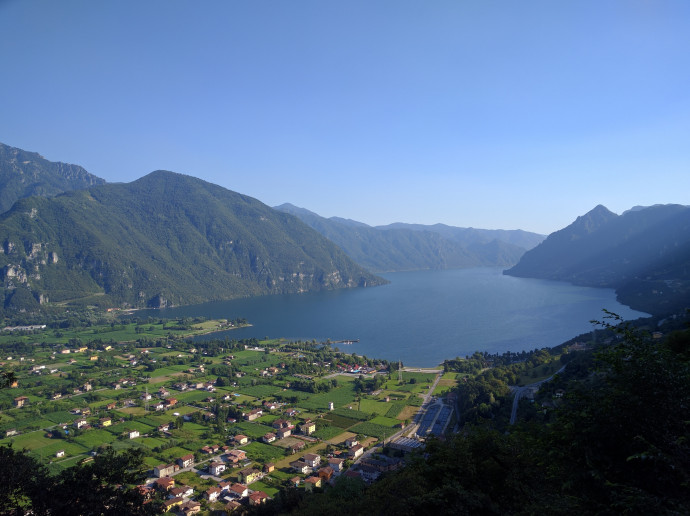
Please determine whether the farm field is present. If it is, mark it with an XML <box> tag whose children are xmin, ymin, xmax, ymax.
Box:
<box><xmin>1</xmin><ymin>319</ymin><xmax>450</xmax><ymax>510</ymax></box>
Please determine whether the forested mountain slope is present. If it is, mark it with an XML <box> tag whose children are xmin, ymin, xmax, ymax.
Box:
<box><xmin>0</xmin><ymin>171</ymin><xmax>384</xmax><ymax>311</ymax></box>
<box><xmin>0</xmin><ymin>142</ymin><xmax>105</xmax><ymax>214</ymax></box>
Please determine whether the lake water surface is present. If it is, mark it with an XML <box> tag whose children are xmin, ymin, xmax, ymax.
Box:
<box><xmin>140</xmin><ymin>268</ymin><xmax>648</xmax><ymax>367</ymax></box>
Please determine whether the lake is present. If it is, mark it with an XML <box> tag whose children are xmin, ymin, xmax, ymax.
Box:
<box><xmin>139</xmin><ymin>268</ymin><xmax>648</xmax><ymax>367</ymax></box>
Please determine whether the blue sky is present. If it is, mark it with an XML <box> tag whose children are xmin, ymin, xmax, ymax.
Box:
<box><xmin>1</xmin><ymin>1</ymin><xmax>689</xmax><ymax>234</ymax></box>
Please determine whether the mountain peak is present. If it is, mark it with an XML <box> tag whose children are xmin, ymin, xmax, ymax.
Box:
<box><xmin>567</xmin><ymin>205</ymin><xmax>618</xmax><ymax>238</ymax></box>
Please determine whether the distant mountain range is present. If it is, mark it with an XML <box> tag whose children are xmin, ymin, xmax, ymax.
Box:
<box><xmin>1</xmin><ymin>141</ymin><xmax>687</xmax><ymax>317</ymax></box>
<box><xmin>274</xmin><ymin>203</ymin><xmax>545</xmax><ymax>272</ymax></box>
<box><xmin>505</xmin><ymin>204</ymin><xmax>690</xmax><ymax>315</ymax></box>
<box><xmin>0</xmin><ymin>169</ymin><xmax>384</xmax><ymax>310</ymax></box>
<box><xmin>0</xmin><ymin>142</ymin><xmax>105</xmax><ymax>214</ymax></box>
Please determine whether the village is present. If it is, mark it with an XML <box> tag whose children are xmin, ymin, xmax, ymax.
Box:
<box><xmin>0</xmin><ymin>318</ymin><xmax>460</xmax><ymax>514</ymax></box>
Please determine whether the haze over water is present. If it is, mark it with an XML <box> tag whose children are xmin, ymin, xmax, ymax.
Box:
<box><xmin>141</xmin><ymin>268</ymin><xmax>648</xmax><ymax>367</ymax></box>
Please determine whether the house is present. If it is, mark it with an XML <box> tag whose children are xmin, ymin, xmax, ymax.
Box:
<box><xmin>137</xmin><ymin>485</ymin><xmax>155</xmax><ymax>500</ymax></box>
<box><xmin>243</xmin><ymin>408</ymin><xmax>262</xmax><ymax>421</ymax></box>
<box><xmin>349</xmin><ymin>444</ymin><xmax>364</xmax><ymax>459</ymax></box>
<box><xmin>328</xmin><ymin>457</ymin><xmax>345</xmax><ymax>472</ymax></box>
<box><xmin>225</xmin><ymin>500</ymin><xmax>243</xmax><ymax>513</ymax></box>
<box><xmin>153</xmin><ymin>401</ymin><xmax>165</xmax><ymax>411</ymax></box>
<box><xmin>229</xmin><ymin>483</ymin><xmax>248</xmax><ymax>498</ymax></box>
<box><xmin>177</xmin><ymin>454</ymin><xmax>195</xmax><ymax>468</ymax></box>
<box><xmin>234</xmin><ymin>434</ymin><xmax>249</xmax><ymax>445</ymax></box>
<box><xmin>154</xmin><ymin>463</ymin><xmax>178</xmax><ymax>478</ymax></box>
<box><xmin>179</xmin><ymin>501</ymin><xmax>201</xmax><ymax>514</ymax></box>
<box><xmin>289</xmin><ymin>441</ymin><xmax>305</xmax><ymax>454</ymax></box>
<box><xmin>56</xmin><ymin>450</ymin><xmax>65</xmax><ymax>458</ymax></box>
<box><xmin>128</xmin><ymin>430</ymin><xmax>140</xmax><ymax>439</ymax></box>
<box><xmin>209</xmin><ymin>461</ymin><xmax>226</xmax><ymax>475</ymax></box>
<box><xmin>284</xmin><ymin>408</ymin><xmax>299</xmax><ymax>417</ymax></box>
<box><xmin>158</xmin><ymin>423</ymin><xmax>170</xmax><ymax>432</ymax></box>
<box><xmin>155</xmin><ymin>476</ymin><xmax>175</xmax><ymax>491</ymax></box>
<box><xmin>100</xmin><ymin>417</ymin><xmax>112</xmax><ymax>427</ymax></box>
<box><xmin>263</xmin><ymin>401</ymin><xmax>279</xmax><ymax>410</ymax></box>
<box><xmin>5</xmin><ymin>429</ymin><xmax>19</xmax><ymax>437</ymax></box>
<box><xmin>272</xmin><ymin>418</ymin><xmax>290</xmax><ymax>429</ymax></box>
<box><xmin>74</xmin><ymin>418</ymin><xmax>88</xmax><ymax>429</ymax></box>
<box><xmin>290</xmin><ymin>460</ymin><xmax>310</xmax><ymax>474</ymax></box>
<box><xmin>170</xmin><ymin>485</ymin><xmax>194</xmax><ymax>498</ymax></box>
<box><xmin>205</xmin><ymin>487</ymin><xmax>222</xmax><ymax>502</ymax></box>
<box><xmin>358</xmin><ymin>464</ymin><xmax>381</xmax><ymax>482</ymax></box>
<box><xmin>303</xmin><ymin>453</ymin><xmax>321</xmax><ymax>468</ymax></box>
<box><xmin>106</xmin><ymin>402</ymin><xmax>117</xmax><ymax>410</ymax></box>
<box><xmin>345</xmin><ymin>437</ymin><xmax>359</xmax><ymax>448</ymax></box>
<box><xmin>304</xmin><ymin>476</ymin><xmax>322</xmax><ymax>490</ymax></box>
<box><xmin>289</xmin><ymin>476</ymin><xmax>301</xmax><ymax>487</ymax></box>
<box><xmin>262</xmin><ymin>432</ymin><xmax>276</xmax><ymax>443</ymax></box>
<box><xmin>248</xmin><ymin>490</ymin><xmax>269</xmax><ymax>505</ymax></box>
<box><xmin>162</xmin><ymin>497</ymin><xmax>184</xmax><ymax>511</ymax></box>
<box><xmin>318</xmin><ymin>466</ymin><xmax>334</xmax><ymax>481</ymax></box>
<box><xmin>276</xmin><ymin>427</ymin><xmax>292</xmax><ymax>439</ymax></box>
<box><xmin>14</xmin><ymin>396</ymin><xmax>28</xmax><ymax>408</ymax></box>
<box><xmin>300</xmin><ymin>421</ymin><xmax>316</xmax><ymax>435</ymax></box>
<box><xmin>165</xmin><ymin>397</ymin><xmax>177</xmax><ymax>407</ymax></box>
<box><xmin>238</xmin><ymin>467</ymin><xmax>262</xmax><ymax>484</ymax></box>
<box><xmin>226</xmin><ymin>449</ymin><xmax>246</xmax><ymax>463</ymax></box>
<box><xmin>263</xmin><ymin>462</ymin><xmax>275</xmax><ymax>474</ymax></box>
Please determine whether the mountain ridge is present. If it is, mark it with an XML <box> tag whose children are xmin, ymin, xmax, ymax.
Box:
<box><xmin>274</xmin><ymin>203</ymin><xmax>545</xmax><ymax>272</ymax></box>
<box><xmin>0</xmin><ymin>142</ymin><xmax>106</xmax><ymax>214</ymax></box>
<box><xmin>0</xmin><ymin>171</ymin><xmax>385</xmax><ymax>311</ymax></box>
<box><xmin>505</xmin><ymin>203</ymin><xmax>690</xmax><ymax>314</ymax></box>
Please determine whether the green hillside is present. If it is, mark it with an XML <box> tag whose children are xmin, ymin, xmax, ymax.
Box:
<box><xmin>0</xmin><ymin>142</ymin><xmax>106</xmax><ymax>214</ymax></box>
<box><xmin>0</xmin><ymin>171</ymin><xmax>385</xmax><ymax>311</ymax></box>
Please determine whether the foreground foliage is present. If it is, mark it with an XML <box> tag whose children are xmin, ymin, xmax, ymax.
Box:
<box><xmin>0</xmin><ymin>446</ymin><xmax>162</xmax><ymax>515</ymax></box>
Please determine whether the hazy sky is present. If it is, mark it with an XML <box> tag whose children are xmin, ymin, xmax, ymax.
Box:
<box><xmin>1</xmin><ymin>1</ymin><xmax>689</xmax><ymax>234</ymax></box>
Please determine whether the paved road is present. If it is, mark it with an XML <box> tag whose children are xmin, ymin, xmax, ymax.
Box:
<box><xmin>509</xmin><ymin>365</ymin><xmax>565</xmax><ymax>425</ymax></box>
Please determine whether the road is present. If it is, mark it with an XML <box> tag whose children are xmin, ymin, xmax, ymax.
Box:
<box><xmin>509</xmin><ymin>365</ymin><xmax>565</xmax><ymax>425</ymax></box>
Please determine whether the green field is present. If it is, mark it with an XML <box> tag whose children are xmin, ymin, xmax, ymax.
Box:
<box><xmin>358</xmin><ymin>398</ymin><xmax>393</xmax><ymax>416</ymax></box>
<box><xmin>236</xmin><ymin>384</ymin><xmax>283</xmax><ymax>397</ymax></box>
<box><xmin>241</xmin><ymin>441</ymin><xmax>286</xmax><ymax>462</ymax></box>
<box><xmin>297</xmin><ymin>383</ymin><xmax>357</xmax><ymax>411</ymax></box>
<box><xmin>232</xmin><ymin>421</ymin><xmax>274</xmax><ymax>439</ymax></box>
<box><xmin>350</xmin><ymin>421</ymin><xmax>396</xmax><ymax>439</ymax></box>
<box><xmin>313</xmin><ymin>425</ymin><xmax>345</xmax><ymax>441</ymax></box>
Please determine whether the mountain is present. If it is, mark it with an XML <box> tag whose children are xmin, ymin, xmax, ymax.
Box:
<box><xmin>0</xmin><ymin>171</ymin><xmax>385</xmax><ymax>310</ymax></box>
<box><xmin>0</xmin><ymin>142</ymin><xmax>106</xmax><ymax>214</ymax></box>
<box><xmin>274</xmin><ymin>203</ymin><xmax>544</xmax><ymax>273</ymax></box>
<box><xmin>505</xmin><ymin>204</ymin><xmax>690</xmax><ymax>314</ymax></box>
<box><xmin>377</xmin><ymin>222</ymin><xmax>545</xmax><ymax>250</ymax></box>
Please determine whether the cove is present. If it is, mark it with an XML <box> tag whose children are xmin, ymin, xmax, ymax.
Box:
<box><xmin>138</xmin><ymin>268</ymin><xmax>648</xmax><ymax>367</ymax></box>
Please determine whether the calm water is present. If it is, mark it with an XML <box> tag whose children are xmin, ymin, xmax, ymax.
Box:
<box><xmin>139</xmin><ymin>268</ymin><xmax>648</xmax><ymax>367</ymax></box>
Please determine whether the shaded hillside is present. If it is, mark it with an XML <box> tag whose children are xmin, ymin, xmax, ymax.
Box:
<box><xmin>505</xmin><ymin>204</ymin><xmax>690</xmax><ymax>314</ymax></box>
<box><xmin>0</xmin><ymin>142</ymin><xmax>105</xmax><ymax>214</ymax></box>
<box><xmin>274</xmin><ymin>204</ymin><xmax>539</xmax><ymax>272</ymax></box>
<box><xmin>0</xmin><ymin>171</ymin><xmax>385</xmax><ymax>310</ymax></box>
